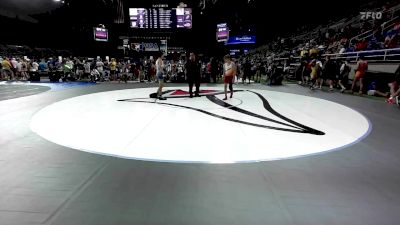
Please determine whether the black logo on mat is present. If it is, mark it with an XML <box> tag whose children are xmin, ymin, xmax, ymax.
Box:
<box><xmin>118</xmin><ymin>89</ymin><xmax>325</xmax><ymax>135</ymax></box>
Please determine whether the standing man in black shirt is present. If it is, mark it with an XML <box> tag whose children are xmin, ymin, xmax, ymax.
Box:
<box><xmin>186</xmin><ymin>52</ymin><xmax>201</xmax><ymax>98</ymax></box>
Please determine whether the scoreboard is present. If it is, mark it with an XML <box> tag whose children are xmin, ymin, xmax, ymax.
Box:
<box><xmin>93</xmin><ymin>27</ymin><xmax>108</xmax><ymax>42</ymax></box>
<box><xmin>176</xmin><ymin>8</ymin><xmax>192</xmax><ymax>28</ymax></box>
<box><xmin>217</xmin><ymin>23</ymin><xmax>229</xmax><ymax>42</ymax></box>
<box><xmin>129</xmin><ymin>8</ymin><xmax>192</xmax><ymax>29</ymax></box>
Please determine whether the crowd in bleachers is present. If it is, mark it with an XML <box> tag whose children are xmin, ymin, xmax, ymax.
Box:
<box><xmin>0</xmin><ymin>56</ymin><xmax>153</xmax><ymax>83</ymax></box>
<box><xmin>1</xmin><ymin>2</ymin><xmax>400</xmax><ymax>106</ymax></box>
<box><xmin>0</xmin><ymin>55</ymin><xmax>225</xmax><ymax>84</ymax></box>
<box><xmin>248</xmin><ymin>1</ymin><xmax>400</xmax><ymax>60</ymax></box>
<box><xmin>236</xmin><ymin>1</ymin><xmax>400</xmax><ymax>106</ymax></box>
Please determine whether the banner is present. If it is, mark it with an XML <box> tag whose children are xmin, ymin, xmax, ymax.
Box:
<box><xmin>94</xmin><ymin>28</ymin><xmax>108</xmax><ymax>42</ymax></box>
<box><xmin>225</xmin><ymin>36</ymin><xmax>256</xmax><ymax>45</ymax></box>
<box><xmin>160</xmin><ymin>40</ymin><xmax>168</xmax><ymax>55</ymax></box>
<box><xmin>217</xmin><ymin>23</ymin><xmax>229</xmax><ymax>43</ymax></box>
<box><xmin>131</xmin><ymin>42</ymin><xmax>160</xmax><ymax>52</ymax></box>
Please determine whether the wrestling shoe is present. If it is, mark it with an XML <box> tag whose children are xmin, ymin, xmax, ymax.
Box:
<box><xmin>386</xmin><ymin>97</ymin><xmax>395</xmax><ymax>104</ymax></box>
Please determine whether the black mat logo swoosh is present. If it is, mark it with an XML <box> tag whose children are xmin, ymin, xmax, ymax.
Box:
<box><xmin>118</xmin><ymin>90</ymin><xmax>325</xmax><ymax>135</ymax></box>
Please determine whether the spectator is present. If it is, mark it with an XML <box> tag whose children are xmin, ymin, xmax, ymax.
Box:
<box><xmin>384</xmin><ymin>28</ymin><xmax>399</xmax><ymax>48</ymax></box>
<box><xmin>366</xmin><ymin>81</ymin><xmax>391</xmax><ymax>98</ymax></box>
<box><xmin>338</xmin><ymin>60</ymin><xmax>351</xmax><ymax>93</ymax></box>
<box><xmin>11</xmin><ymin>58</ymin><xmax>18</xmax><ymax>76</ymax></box>
<box><xmin>234</xmin><ymin>59</ymin><xmax>240</xmax><ymax>85</ymax></box>
<box><xmin>75</xmin><ymin>58</ymin><xmax>84</xmax><ymax>80</ymax></box>
<box><xmin>47</xmin><ymin>58</ymin><xmax>55</xmax><ymax>73</ymax></box>
<box><xmin>387</xmin><ymin>64</ymin><xmax>400</xmax><ymax>105</ymax></box>
<box><xmin>309</xmin><ymin>46</ymin><xmax>319</xmax><ymax>59</ymax></box>
<box><xmin>103</xmin><ymin>59</ymin><xmax>110</xmax><ymax>80</ymax></box>
<box><xmin>38</xmin><ymin>59</ymin><xmax>48</xmax><ymax>73</ymax></box>
<box><xmin>110</xmin><ymin>58</ymin><xmax>117</xmax><ymax>81</ymax></box>
<box><xmin>1</xmin><ymin>57</ymin><xmax>14</xmax><ymax>80</ymax></box>
<box><xmin>351</xmin><ymin>56</ymin><xmax>368</xmax><ymax>95</ymax></box>
<box><xmin>309</xmin><ymin>59</ymin><xmax>320</xmax><ymax>90</ymax></box>
<box><xmin>55</xmin><ymin>59</ymin><xmax>64</xmax><ymax>81</ymax></box>
<box><xmin>96</xmin><ymin>59</ymin><xmax>105</xmax><ymax>81</ymax></box>
<box><xmin>90</xmin><ymin>67</ymin><xmax>100</xmax><ymax>83</ymax></box>
<box><xmin>368</xmin><ymin>35</ymin><xmax>383</xmax><ymax>50</ymax></box>
<box><xmin>254</xmin><ymin>62</ymin><xmax>262</xmax><ymax>83</ymax></box>
<box><xmin>0</xmin><ymin>57</ymin><xmax>2</xmax><ymax>79</ymax></box>
<box><xmin>268</xmin><ymin>62</ymin><xmax>284</xmax><ymax>86</ymax></box>
<box><xmin>320</xmin><ymin>56</ymin><xmax>337</xmax><ymax>91</ymax></box>
<box><xmin>339</xmin><ymin>46</ymin><xmax>346</xmax><ymax>54</ymax></box>
<box><xmin>296</xmin><ymin>59</ymin><xmax>307</xmax><ymax>85</ymax></box>
<box><xmin>20</xmin><ymin>59</ymin><xmax>28</xmax><ymax>80</ymax></box>
<box><xmin>120</xmin><ymin>61</ymin><xmax>130</xmax><ymax>83</ymax></box>
<box><xmin>355</xmin><ymin>39</ymin><xmax>369</xmax><ymax>51</ymax></box>
<box><xmin>83</xmin><ymin>60</ymin><xmax>91</xmax><ymax>80</ymax></box>
<box><xmin>63</xmin><ymin>59</ymin><xmax>74</xmax><ymax>81</ymax></box>
<box><xmin>134</xmin><ymin>63</ymin><xmax>141</xmax><ymax>82</ymax></box>
<box><xmin>16</xmin><ymin>59</ymin><xmax>23</xmax><ymax>80</ymax></box>
<box><xmin>31</xmin><ymin>60</ymin><xmax>39</xmax><ymax>71</ymax></box>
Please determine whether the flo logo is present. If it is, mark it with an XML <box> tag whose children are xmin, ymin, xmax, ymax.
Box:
<box><xmin>360</xmin><ymin>11</ymin><xmax>382</xmax><ymax>20</ymax></box>
<box><xmin>118</xmin><ymin>89</ymin><xmax>325</xmax><ymax>135</ymax></box>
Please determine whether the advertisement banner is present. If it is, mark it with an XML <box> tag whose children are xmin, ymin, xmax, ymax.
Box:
<box><xmin>94</xmin><ymin>28</ymin><xmax>108</xmax><ymax>42</ymax></box>
<box><xmin>131</xmin><ymin>42</ymin><xmax>160</xmax><ymax>52</ymax></box>
<box><xmin>225</xmin><ymin>36</ymin><xmax>256</xmax><ymax>45</ymax></box>
<box><xmin>217</xmin><ymin>23</ymin><xmax>229</xmax><ymax>43</ymax></box>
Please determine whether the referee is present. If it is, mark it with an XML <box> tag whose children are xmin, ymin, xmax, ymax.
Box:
<box><xmin>186</xmin><ymin>52</ymin><xmax>201</xmax><ymax>98</ymax></box>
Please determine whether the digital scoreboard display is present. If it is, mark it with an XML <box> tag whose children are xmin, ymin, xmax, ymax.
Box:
<box><xmin>176</xmin><ymin>8</ymin><xmax>192</xmax><ymax>29</ymax></box>
<box><xmin>93</xmin><ymin>27</ymin><xmax>108</xmax><ymax>42</ymax></box>
<box><xmin>129</xmin><ymin>8</ymin><xmax>192</xmax><ymax>29</ymax></box>
<box><xmin>217</xmin><ymin>23</ymin><xmax>229</xmax><ymax>42</ymax></box>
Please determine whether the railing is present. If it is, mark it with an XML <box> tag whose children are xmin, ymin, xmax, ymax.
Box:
<box><xmin>347</xmin><ymin>3</ymin><xmax>400</xmax><ymax>43</ymax></box>
<box><xmin>249</xmin><ymin>3</ymin><xmax>400</xmax><ymax>56</ymax></box>
<box><xmin>271</xmin><ymin>47</ymin><xmax>400</xmax><ymax>63</ymax></box>
<box><xmin>386</xmin><ymin>3</ymin><xmax>400</xmax><ymax>20</ymax></box>
<box><xmin>294</xmin><ymin>3</ymin><xmax>400</xmax><ymax>45</ymax></box>
<box><xmin>325</xmin><ymin>48</ymin><xmax>400</xmax><ymax>62</ymax></box>
<box><xmin>383</xmin><ymin>16</ymin><xmax>400</xmax><ymax>33</ymax></box>
<box><xmin>345</xmin><ymin>3</ymin><xmax>400</xmax><ymax>33</ymax></box>
<box><xmin>349</xmin><ymin>15</ymin><xmax>399</xmax><ymax>44</ymax></box>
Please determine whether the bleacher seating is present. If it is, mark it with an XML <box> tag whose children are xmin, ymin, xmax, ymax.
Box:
<box><xmin>247</xmin><ymin>1</ymin><xmax>400</xmax><ymax>63</ymax></box>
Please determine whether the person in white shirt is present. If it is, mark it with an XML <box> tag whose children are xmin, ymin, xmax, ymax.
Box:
<box><xmin>96</xmin><ymin>60</ymin><xmax>104</xmax><ymax>80</ymax></box>
<box><xmin>315</xmin><ymin>59</ymin><xmax>323</xmax><ymax>89</ymax></box>
<box><xmin>16</xmin><ymin>59</ymin><xmax>23</xmax><ymax>80</ymax></box>
<box><xmin>90</xmin><ymin>68</ymin><xmax>100</xmax><ymax>83</ymax></box>
<box><xmin>11</xmin><ymin>58</ymin><xmax>18</xmax><ymax>70</ymax></box>
<box><xmin>84</xmin><ymin>61</ymin><xmax>91</xmax><ymax>79</ymax></box>
<box><xmin>29</xmin><ymin>60</ymin><xmax>39</xmax><ymax>81</ymax></box>
<box><xmin>20</xmin><ymin>60</ymin><xmax>28</xmax><ymax>80</ymax></box>
<box><xmin>338</xmin><ymin>60</ymin><xmax>351</xmax><ymax>93</ymax></box>
<box><xmin>31</xmin><ymin>61</ymin><xmax>39</xmax><ymax>72</ymax></box>
<box><xmin>339</xmin><ymin>46</ymin><xmax>346</xmax><ymax>54</ymax></box>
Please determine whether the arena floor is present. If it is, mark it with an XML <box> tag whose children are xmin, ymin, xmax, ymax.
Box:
<box><xmin>1</xmin><ymin>81</ymin><xmax>400</xmax><ymax>225</ymax></box>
